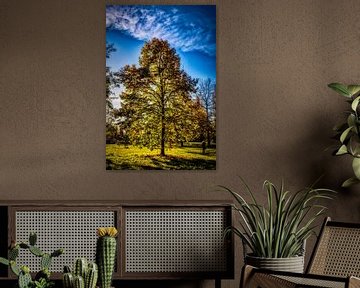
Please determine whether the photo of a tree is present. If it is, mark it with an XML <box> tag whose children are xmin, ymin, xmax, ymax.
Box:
<box><xmin>106</xmin><ymin>5</ymin><xmax>216</xmax><ymax>170</ymax></box>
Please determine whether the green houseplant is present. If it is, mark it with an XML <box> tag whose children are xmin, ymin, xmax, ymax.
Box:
<box><xmin>328</xmin><ymin>82</ymin><xmax>360</xmax><ymax>187</ymax></box>
<box><xmin>222</xmin><ymin>179</ymin><xmax>334</xmax><ymax>272</ymax></box>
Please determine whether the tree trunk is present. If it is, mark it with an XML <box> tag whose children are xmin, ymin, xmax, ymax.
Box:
<box><xmin>160</xmin><ymin>104</ymin><xmax>165</xmax><ymax>156</ymax></box>
<box><xmin>206</xmin><ymin>108</ymin><xmax>211</xmax><ymax>147</ymax></box>
<box><xmin>207</xmin><ymin>129</ymin><xmax>211</xmax><ymax>147</ymax></box>
<box><xmin>160</xmin><ymin>125</ymin><xmax>165</xmax><ymax>156</ymax></box>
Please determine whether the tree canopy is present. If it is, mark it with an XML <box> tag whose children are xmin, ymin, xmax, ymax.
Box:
<box><xmin>106</xmin><ymin>38</ymin><xmax>216</xmax><ymax>156</ymax></box>
<box><xmin>118</xmin><ymin>38</ymin><xmax>198</xmax><ymax>156</ymax></box>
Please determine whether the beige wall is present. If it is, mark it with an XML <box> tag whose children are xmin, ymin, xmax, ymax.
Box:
<box><xmin>1</xmin><ymin>0</ymin><xmax>360</xmax><ymax>287</ymax></box>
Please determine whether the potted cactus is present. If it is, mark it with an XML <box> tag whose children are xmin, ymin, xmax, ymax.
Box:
<box><xmin>96</xmin><ymin>227</ymin><xmax>118</xmax><ymax>288</ymax></box>
<box><xmin>0</xmin><ymin>232</ymin><xmax>64</xmax><ymax>288</ymax></box>
<box><xmin>62</xmin><ymin>258</ymin><xmax>98</xmax><ymax>288</ymax></box>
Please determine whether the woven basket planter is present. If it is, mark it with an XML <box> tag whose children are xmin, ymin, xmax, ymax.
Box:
<box><xmin>245</xmin><ymin>254</ymin><xmax>305</xmax><ymax>273</ymax></box>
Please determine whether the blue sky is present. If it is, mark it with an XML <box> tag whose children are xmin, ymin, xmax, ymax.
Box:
<box><xmin>106</xmin><ymin>5</ymin><xmax>216</xmax><ymax>107</ymax></box>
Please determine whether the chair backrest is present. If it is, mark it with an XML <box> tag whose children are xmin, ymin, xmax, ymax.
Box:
<box><xmin>307</xmin><ymin>217</ymin><xmax>360</xmax><ymax>277</ymax></box>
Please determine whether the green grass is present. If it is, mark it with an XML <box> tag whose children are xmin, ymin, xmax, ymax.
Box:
<box><xmin>106</xmin><ymin>143</ymin><xmax>216</xmax><ymax>170</ymax></box>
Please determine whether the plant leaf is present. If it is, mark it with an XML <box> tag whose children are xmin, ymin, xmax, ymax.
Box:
<box><xmin>352</xmin><ymin>157</ymin><xmax>360</xmax><ymax>179</ymax></box>
<box><xmin>328</xmin><ymin>83</ymin><xmax>350</xmax><ymax>97</ymax></box>
<box><xmin>347</xmin><ymin>85</ymin><xmax>360</xmax><ymax>97</ymax></box>
<box><xmin>352</xmin><ymin>96</ymin><xmax>360</xmax><ymax>111</ymax></box>
<box><xmin>347</xmin><ymin>114</ymin><xmax>356</xmax><ymax>129</ymax></box>
<box><xmin>336</xmin><ymin>145</ymin><xmax>348</xmax><ymax>155</ymax></box>
<box><xmin>0</xmin><ymin>257</ymin><xmax>9</xmax><ymax>266</ymax></box>
<box><xmin>342</xmin><ymin>177</ymin><xmax>360</xmax><ymax>188</ymax></box>
<box><xmin>340</xmin><ymin>126</ymin><xmax>353</xmax><ymax>143</ymax></box>
<box><xmin>349</xmin><ymin>135</ymin><xmax>360</xmax><ymax>157</ymax></box>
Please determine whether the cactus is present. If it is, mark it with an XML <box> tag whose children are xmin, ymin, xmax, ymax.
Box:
<box><xmin>19</xmin><ymin>243</ymin><xmax>30</xmax><ymax>249</ymax></box>
<box><xmin>74</xmin><ymin>258</ymin><xmax>88</xmax><ymax>279</ymax></box>
<box><xmin>74</xmin><ymin>275</ymin><xmax>85</xmax><ymax>288</ymax></box>
<box><xmin>96</xmin><ymin>227</ymin><xmax>118</xmax><ymax>288</ymax></box>
<box><xmin>0</xmin><ymin>232</ymin><xmax>63</xmax><ymax>288</ymax></box>
<box><xmin>85</xmin><ymin>263</ymin><xmax>98</xmax><ymax>288</ymax></box>
<box><xmin>63</xmin><ymin>272</ymin><xmax>74</xmax><ymax>288</ymax></box>
<box><xmin>35</xmin><ymin>268</ymin><xmax>50</xmax><ymax>282</ymax></box>
<box><xmin>29</xmin><ymin>232</ymin><xmax>37</xmax><ymax>246</ymax></box>
<box><xmin>0</xmin><ymin>257</ymin><xmax>9</xmax><ymax>266</ymax></box>
<box><xmin>41</xmin><ymin>253</ymin><xmax>52</xmax><ymax>270</ymax></box>
<box><xmin>9</xmin><ymin>246</ymin><xmax>19</xmax><ymax>260</ymax></box>
<box><xmin>63</xmin><ymin>260</ymin><xmax>98</xmax><ymax>288</ymax></box>
<box><xmin>64</xmin><ymin>265</ymin><xmax>72</xmax><ymax>273</ymax></box>
<box><xmin>10</xmin><ymin>260</ymin><xmax>20</xmax><ymax>276</ymax></box>
<box><xmin>29</xmin><ymin>245</ymin><xmax>44</xmax><ymax>257</ymax></box>
<box><xmin>51</xmin><ymin>248</ymin><xmax>64</xmax><ymax>257</ymax></box>
<box><xmin>18</xmin><ymin>270</ymin><xmax>32</xmax><ymax>288</ymax></box>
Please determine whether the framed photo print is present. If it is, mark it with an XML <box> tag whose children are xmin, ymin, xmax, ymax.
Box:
<box><xmin>106</xmin><ymin>5</ymin><xmax>216</xmax><ymax>170</ymax></box>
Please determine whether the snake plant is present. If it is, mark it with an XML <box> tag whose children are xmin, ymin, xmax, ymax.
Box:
<box><xmin>221</xmin><ymin>179</ymin><xmax>335</xmax><ymax>258</ymax></box>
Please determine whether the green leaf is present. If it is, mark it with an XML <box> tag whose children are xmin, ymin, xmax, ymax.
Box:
<box><xmin>347</xmin><ymin>114</ymin><xmax>356</xmax><ymax>128</ymax></box>
<box><xmin>351</xmin><ymin>96</ymin><xmax>360</xmax><ymax>111</ymax></box>
<box><xmin>349</xmin><ymin>135</ymin><xmax>360</xmax><ymax>156</ymax></box>
<box><xmin>347</xmin><ymin>85</ymin><xmax>360</xmax><ymax>97</ymax></box>
<box><xmin>336</xmin><ymin>145</ymin><xmax>348</xmax><ymax>155</ymax></box>
<box><xmin>0</xmin><ymin>257</ymin><xmax>9</xmax><ymax>266</ymax></box>
<box><xmin>328</xmin><ymin>83</ymin><xmax>351</xmax><ymax>97</ymax></box>
<box><xmin>340</xmin><ymin>126</ymin><xmax>353</xmax><ymax>143</ymax></box>
<box><xmin>342</xmin><ymin>177</ymin><xmax>360</xmax><ymax>188</ymax></box>
<box><xmin>352</xmin><ymin>157</ymin><xmax>360</xmax><ymax>179</ymax></box>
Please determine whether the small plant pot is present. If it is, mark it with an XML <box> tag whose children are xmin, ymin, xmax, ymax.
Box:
<box><xmin>245</xmin><ymin>254</ymin><xmax>305</xmax><ymax>273</ymax></box>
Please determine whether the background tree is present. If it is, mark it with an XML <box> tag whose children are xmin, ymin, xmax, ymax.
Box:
<box><xmin>197</xmin><ymin>78</ymin><xmax>216</xmax><ymax>146</ymax></box>
<box><xmin>106</xmin><ymin>42</ymin><xmax>122</xmax><ymax>144</ymax></box>
<box><xmin>119</xmin><ymin>38</ymin><xmax>197</xmax><ymax>156</ymax></box>
<box><xmin>106</xmin><ymin>42</ymin><xmax>118</xmax><ymax>109</ymax></box>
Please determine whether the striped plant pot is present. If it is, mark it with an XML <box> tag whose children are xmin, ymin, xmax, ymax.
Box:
<box><xmin>245</xmin><ymin>254</ymin><xmax>305</xmax><ymax>273</ymax></box>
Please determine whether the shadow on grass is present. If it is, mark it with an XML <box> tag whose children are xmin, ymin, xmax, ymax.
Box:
<box><xmin>186</xmin><ymin>151</ymin><xmax>216</xmax><ymax>157</ymax></box>
<box><xmin>106</xmin><ymin>158</ymin><xmax>160</xmax><ymax>170</ymax></box>
<box><xmin>106</xmin><ymin>156</ymin><xmax>216</xmax><ymax>170</ymax></box>
<box><xmin>148</xmin><ymin>155</ymin><xmax>216</xmax><ymax>170</ymax></box>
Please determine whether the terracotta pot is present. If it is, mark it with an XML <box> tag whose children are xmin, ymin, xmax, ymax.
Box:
<box><xmin>245</xmin><ymin>254</ymin><xmax>304</xmax><ymax>273</ymax></box>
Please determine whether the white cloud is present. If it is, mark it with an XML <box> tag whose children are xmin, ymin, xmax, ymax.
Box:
<box><xmin>106</xmin><ymin>5</ymin><xmax>216</xmax><ymax>56</ymax></box>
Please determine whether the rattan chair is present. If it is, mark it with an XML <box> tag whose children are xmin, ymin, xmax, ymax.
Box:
<box><xmin>241</xmin><ymin>217</ymin><xmax>360</xmax><ymax>288</ymax></box>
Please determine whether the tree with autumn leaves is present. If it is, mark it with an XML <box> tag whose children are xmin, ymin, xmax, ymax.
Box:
<box><xmin>107</xmin><ymin>38</ymin><xmax>215</xmax><ymax>156</ymax></box>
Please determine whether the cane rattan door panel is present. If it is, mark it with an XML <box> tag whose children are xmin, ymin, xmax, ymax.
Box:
<box><xmin>13</xmin><ymin>209</ymin><xmax>116</xmax><ymax>273</ymax></box>
<box><xmin>122</xmin><ymin>207</ymin><xmax>232</xmax><ymax>278</ymax></box>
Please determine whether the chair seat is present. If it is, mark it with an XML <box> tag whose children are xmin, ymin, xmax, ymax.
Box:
<box><xmin>243</xmin><ymin>266</ymin><xmax>360</xmax><ymax>288</ymax></box>
<box><xmin>277</xmin><ymin>274</ymin><xmax>346</xmax><ymax>288</ymax></box>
